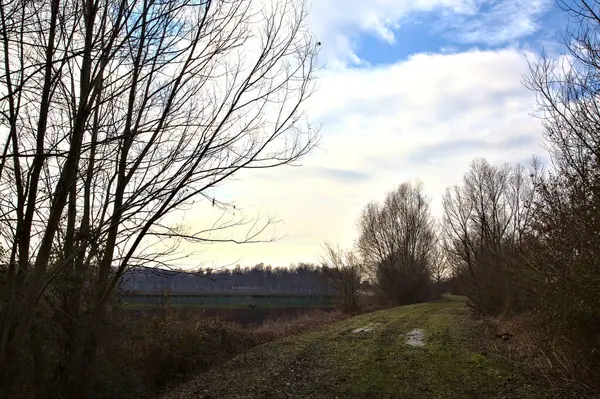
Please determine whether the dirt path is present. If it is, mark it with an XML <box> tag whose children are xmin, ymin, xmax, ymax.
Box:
<box><xmin>164</xmin><ymin>297</ymin><xmax>583</xmax><ymax>399</ymax></box>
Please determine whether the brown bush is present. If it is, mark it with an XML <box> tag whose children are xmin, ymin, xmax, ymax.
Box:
<box><xmin>253</xmin><ymin>309</ymin><xmax>347</xmax><ymax>340</ymax></box>
<box><xmin>522</xmin><ymin>188</ymin><xmax>600</xmax><ymax>389</ymax></box>
<box><xmin>320</xmin><ymin>242</ymin><xmax>363</xmax><ymax>313</ymax></box>
<box><xmin>478</xmin><ymin>313</ymin><xmax>596</xmax><ymax>395</ymax></box>
<box><xmin>356</xmin><ymin>293</ymin><xmax>387</xmax><ymax>312</ymax></box>
<box><xmin>92</xmin><ymin>309</ymin><xmax>259</xmax><ymax>399</ymax></box>
<box><xmin>522</xmin><ymin>1</ymin><xmax>600</xmax><ymax>385</ymax></box>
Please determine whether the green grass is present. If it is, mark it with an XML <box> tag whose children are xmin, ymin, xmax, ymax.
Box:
<box><xmin>164</xmin><ymin>296</ymin><xmax>577</xmax><ymax>399</ymax></box>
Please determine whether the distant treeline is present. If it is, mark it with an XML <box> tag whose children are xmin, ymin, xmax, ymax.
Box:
<box><xmin>119</xmin><ymin>263</ymin><xmax>335</xmax><ymax>295</ymax></box>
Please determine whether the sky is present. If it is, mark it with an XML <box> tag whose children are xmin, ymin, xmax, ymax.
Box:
<box><xmin>178</xmin><ymin>0</ymin><xmax>571</xmax><ymax>269</ymax></box>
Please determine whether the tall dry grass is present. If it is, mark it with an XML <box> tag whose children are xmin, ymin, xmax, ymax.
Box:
<box><xmin>92</xmin><ymin>306</ymin><xmax>347</xmax><ymax>399</ymax></box>
<box><xmin>478</xmin><ymin>313</ymin><xmax>596</xmax><ymax>396</ymax></box>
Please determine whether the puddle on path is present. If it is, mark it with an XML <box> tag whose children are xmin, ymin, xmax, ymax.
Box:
<box><xmin>405</xmin><ymin>329</ymin><xmax>425</xmax><ymax>347</ymax></box>
<box><xmin>352</xmin><ymin>323</ymin><xmax>380</xmax><ymax>333</ymax></box>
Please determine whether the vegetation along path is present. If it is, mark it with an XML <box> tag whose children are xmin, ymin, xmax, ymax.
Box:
<box><xmin>165</xmin><ymin>297</ymin><xmax>583</xmax><ymax>399</ymax></box>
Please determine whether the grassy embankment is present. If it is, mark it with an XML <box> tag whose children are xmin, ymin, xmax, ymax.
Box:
<box><xmin>166</xmin><ymin>296</ymin><xmax>590</xmax><ymax>399</ymax></box>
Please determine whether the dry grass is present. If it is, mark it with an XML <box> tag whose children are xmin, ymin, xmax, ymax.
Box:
<box><xmin>479</xmin><ymin>313</ymin><xmax>543</xmax><ymax>363</ymax></box>
<box><xmin>92</xmin><ymin>307</ymin><xmax>348</xmax><ymax>399</ymax></box>
<box><xmin>477</xmin><ymin>313</ymin><xmax>595</xmax><ymax>395</ymax></box>
<box><xmin>356</xmin><ymin>292</ymin><xmax>388</xmax><ymax>312</ymax></box>
<box><xmin>253</xmin><ymin>309</ymin><xmax>347</xmax><ymax>340</ymax></box>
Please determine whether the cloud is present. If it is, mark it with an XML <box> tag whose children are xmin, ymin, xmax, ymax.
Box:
<box><xmin>308</xmin><ymin>0</ymin><xmax>551</xmax><ymax>66</ymax></box>
<box><xmin>313</xmin><ymin>167</ymin><xmax>370</xmax><ymax>183</ymax></box>
<box><xmin>308</xmin><ymin>0</ymin><xmax>474</xmax><ymax>66</ymax></box>
<box><xmin>180</xmin><ymin>47</ymin><xmax>546</xmax><ymax>267</ymax></box>
<box><xmin>444</xmin><ymin>0</ymin><xmax>552</xmax><ymax>45</ymax></box>
<box><xmin>404</xmin><ymin>134</ymin><xmax>538</xmax><ymax>165</ymax></box>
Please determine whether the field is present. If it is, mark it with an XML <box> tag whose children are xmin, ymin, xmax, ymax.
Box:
<box><xmin>164</xmin><ymin>296</ymin><xmax>592</xmax><ymax>399</ymax></box>
<box><xmin>124</xmin><ymin>305</ymin><xmax>335</xmax><ymax>326</ymax></box>
<box><xmin>121</xmin><ymin>291</ymin><xmax>342</xmax><ymax>326</ymax></box>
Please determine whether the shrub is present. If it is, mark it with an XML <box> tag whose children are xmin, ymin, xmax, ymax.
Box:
<box><xmin>253</xmin><ymin>309</ymin><xmax>346</xmax><ymax>339</ymax></box>
<box><xmin>93</xmin><ymin>309</ymin><xmax>259</xmax><ymax>398</ymax></box>
<box><xmin>90</xmin><ymin>305</ymin><xmax>347</xmax><ymax>399</ymax></box>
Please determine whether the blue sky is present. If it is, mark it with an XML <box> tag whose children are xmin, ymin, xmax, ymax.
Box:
<box><xmin>355</xmin><ymin>2</ymin><xmax>568</xmax><ymax>67</ymax></box>
<box><xmin>181</xmin><ymin>0</ymin><xmax>573</xmax><ymax>269</ymax></box>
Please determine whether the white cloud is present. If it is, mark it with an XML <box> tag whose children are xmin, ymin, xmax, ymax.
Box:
<box><xmin>447</xmin><ymin>0</ymin><xmax>551</xmax><ymax>45</ymax></box>
<box><xmin>308</xmin><ymin>0</ymin><xmax>551</xmax><ymax>66</ymax></box>
<box><xmin>308</xmin><ymin>0</ymin><xmax>476</xmax><ymax>66</ymax></box>
<box><xmin>181</xmin><ymin>47</ymin><xmax>547</xmax><ymax>268</ymax></box>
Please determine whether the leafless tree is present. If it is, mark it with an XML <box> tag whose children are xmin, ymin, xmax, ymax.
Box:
<box><xmin>0</xmin><ymin>0</ymin><xmax>319</xmax><ymax>396</ymax></box>
<box><xmin>430</xmin><ymin>243</ymin><xmax>449</xmax><ymax>297</ymax></box>
<box><xmin>441</xmin><ymin>158</ymin><xmax>543</xmax><ymax>314</ymax></box>
<box><xmin>523</xmin><ymin>0</ymin><xmax>600</xmax><ymax>380</ymax></box>
<box><xmin>320</xmin><ymin>242</ymin><xmax>362</xmax><ymax>313</ymax></box>
<box><xmin>357</xmin><ymin>181</ymin><xmax>436</xmax><ymax>305</ymax></box>
<box><xmin>525</xmin><ymin>0</ymin><xmax>600</xmax><ymax>189</ymax></box>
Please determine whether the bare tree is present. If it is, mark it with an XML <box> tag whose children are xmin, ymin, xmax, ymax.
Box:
<box><xmin>430</xmin><ymin>243</ymin><xmax>449</xmax><ymax>297</ymax></box>
<box><xmin>0</xmin><ymin>0</ymin><xmax>319</xmax><ymax>396</ymax></box>
<box><xmin>523</xmin><ymin>0</ymin><xmax>600</xmax><ymax>380</ymax></box>
<box><xmin>357</xmin><ymin>181</ymin><xmax>436</xmax><ymax>305</ymax></box>
<box><xmin>441</xmin><ymin>158</ymin><xmax>542</xmax><ymax>314</ymax></box>
<box><xmin>320</xmin><ymin>242</ymin><xmax>362</xmax><ymax>313</ymax></box>
<box><xmin>524</xmin><ymin>0</ymin><xmax>600</xmax><ymax>190</ymax></box>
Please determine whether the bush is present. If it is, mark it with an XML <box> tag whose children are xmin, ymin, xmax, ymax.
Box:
<box><xmin>523</xmin><ymin>185</ymin><xmax>600</xmax><ymax>388</ymax></box>
<box><xmin>90</xmin><ymin>306</ymin><xmax>347</xmax><ymax>399</ymax></box>
<box><xmin>93</xmin><ymin>310</ymin><xmax>260</xmax><ymax>398</ymax></box>
<box><xmin>253</xmin><ymin>309</ymin><xmax>346</xmax><ymax>339</ymax></box>
<box><xmin>522</xmin><ymin>0</ymin><xmax>600</xmax><ymax>388</ymax></box>
<box><xmin>320</xmin><ymin>242</ymin><xmax>363</xmax><ymax>313</ymax></box>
